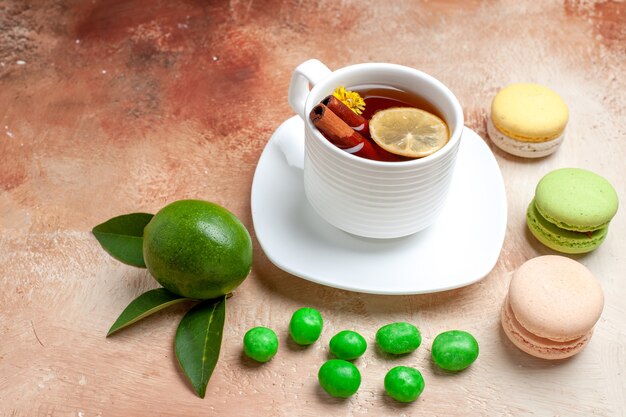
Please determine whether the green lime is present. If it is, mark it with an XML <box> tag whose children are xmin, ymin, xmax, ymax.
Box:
<box><xmin>329</xmin><ymin>330</ymin><xmax>367</xmax><ymax>360</ymax></box>
<box><xmin>243</xmin><ymin>327</ymin><xmax>278</xmax><ymax>363</ymax></box>
<box><xmin>384</xmin><ymin>366</ymin><xmax>425</xmax><ymax>402</ymax></box>
<box><xmin>318</xmin><ymin>359</ymin><xmax>361</xmax><ymax>398</ymax></box>
<box><xmin>431</xmin><ymin>330</ymin><xmax>479</xmax><ymax>371</ymax></box>
<box><xmin>143</xmin><ymin>199</ymin><xmax>252</xmax><ymax>299</ymax></box>
<box><xmin>289</xmin><ymin>307</ymin><xmax>323</xmax><ymax>345</ymax></box>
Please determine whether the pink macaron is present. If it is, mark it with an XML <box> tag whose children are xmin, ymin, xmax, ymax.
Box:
<box><xmin>501</xmin><ymin>255</ymin><xmax>604</xmax><ymax>360</ymax></box>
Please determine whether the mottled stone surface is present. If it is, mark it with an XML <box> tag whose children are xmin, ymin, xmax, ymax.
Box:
<box><xmin>0</xmin><ymin>1</ymin><xmax>624</xmax><ymax>415</ymax></box>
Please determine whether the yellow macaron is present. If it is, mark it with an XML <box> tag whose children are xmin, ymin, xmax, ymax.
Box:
<box><xmin>488</xmin><ymin>83</ymin><xmax>569</xmax><ymax>158</ymax></box>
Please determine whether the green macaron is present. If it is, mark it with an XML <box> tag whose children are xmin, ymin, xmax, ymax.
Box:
<box><xmin>527</xmin><ymin>168</ymin><xmax>618</xmax><ymax>253</ymax></box>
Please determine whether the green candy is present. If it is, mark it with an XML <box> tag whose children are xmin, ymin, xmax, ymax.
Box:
<box><xmin>243</xmin><ymin>327</ymin><xmax>278</xmax><ymax>363</ymax></box>
<box><xmin>318</xmin><ymin>359</ymin><xmax>361</xmax><ymax>398</ymax></box>
<box><xmin>384</xmin><ymin>366</ymin><xmax>425</xmax><ymax>403</ymax></box>
<box><xmin>289</xmin><ymin>307</ymin><xmax>323</xmax><ymax>345</ymax></box>
<box><xmin>431</xmin><ymin>330</ymin><xmax>479</xmax><ymax>371</ymax></box>
<box><xmin>376</xmin><ymin>322</ymin><xmax>421</xmax><ymax>354</ymax></box>
<box><xmin>329</xmin><ymin>330</ymin><xmax>367</xmax><ymax>360</ymax></box>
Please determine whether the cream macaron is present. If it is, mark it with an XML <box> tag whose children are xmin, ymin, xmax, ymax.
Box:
<box><xmin>501</xmin><ymin>255</ymin><xmax>603</xmax><ymax>360</ymax></box>
<box><xmin>488</xmin><ymin>83</ymin><xmax>568</xmax><ymax>158</ymax></box>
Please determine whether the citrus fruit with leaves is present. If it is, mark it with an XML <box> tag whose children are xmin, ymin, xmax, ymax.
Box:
<box><xmin>143</xmin><ymin>200</ymin><xmax>252</xmax><ymax>299</ymax></box>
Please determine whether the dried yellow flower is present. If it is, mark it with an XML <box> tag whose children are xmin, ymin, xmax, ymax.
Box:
<box><xmin>332</xmin><ymin>86</ymin><xmax>366</xmax><ymax>115</ymax></box>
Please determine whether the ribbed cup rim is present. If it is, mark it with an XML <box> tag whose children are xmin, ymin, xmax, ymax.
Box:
<box><xmin>304</xmin><ymin>63</ymin><xmax>464</xmax><ymax>169</ymax></box>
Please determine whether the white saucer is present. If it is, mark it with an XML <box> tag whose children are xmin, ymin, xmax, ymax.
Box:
<box><xmin>251</xmin><ymin>116</ymin><xmax>507</xmax><ymax>295</ymax></box>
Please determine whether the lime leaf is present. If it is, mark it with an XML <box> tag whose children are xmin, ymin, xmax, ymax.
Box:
<box><xmin>175</xmin><ymin>296</ymin><xmax>226</xmax><ymax>398</ymax></box>
<box><xmin>92</xmin><ymin>213</ymin><xmax>153</xmax><ymax>267</ymax></box>
<box><xmin>107</xmin><ymin>288</ymin><xmax>191</xmax><ymax>337</ymax></box>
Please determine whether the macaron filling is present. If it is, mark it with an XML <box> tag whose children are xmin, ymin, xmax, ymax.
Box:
<box><xmin>535</xmin><ymin>200</ymin><xmax>611</xmax><ymax>232</ymax></box>
<box><xmin>487</xmin><ymin>118</ymin><xmax>564</xmax><ymax>158</ymax></box>
<box><xmin>502</xmin><ymin>299</ymin><xmax>590</xmax><ymax>357</ymax></box>
<box><xmin>527</xmin><ymin>201</ymin><xmax>607</xmax><ymax>253</ymax></box>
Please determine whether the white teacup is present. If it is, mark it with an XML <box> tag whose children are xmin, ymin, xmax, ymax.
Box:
<box><xmin>288</xmin><ymin>59</ymin><xmax>464</xmax><ymax>239</ymax></box>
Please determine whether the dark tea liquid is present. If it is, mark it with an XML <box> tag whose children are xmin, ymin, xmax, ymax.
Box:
<box><xmin>354</xmin><ymin>86</ymin><xmax>447</xmax><ymax>162</ymax></box>
<box><xmin>357</xmin><ymin>86</ymin><xmax>444</xmax><ymax>122</ymax></box>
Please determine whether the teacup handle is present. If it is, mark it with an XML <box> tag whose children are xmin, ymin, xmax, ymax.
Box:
<box><xmin>288</xmin><ymin>59</ymin><xmax>332</xmax><ymax>120</ymax></box>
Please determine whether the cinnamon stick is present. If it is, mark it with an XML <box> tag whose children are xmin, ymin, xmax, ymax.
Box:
<box><xmin>309</xmin><ymin>104</ymin><xmax>381</xmax><ymax>160</ymax></box>
<box><xmin>321</xmin><ymin>95</ymin><xmax>368</xmax><ymax>133</ymax></box>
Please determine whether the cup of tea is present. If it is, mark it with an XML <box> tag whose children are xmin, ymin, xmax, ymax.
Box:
<box><xmin>288</xmin><ymin>59</ymin><xmax>464</xmax><ymax>239</ymax></box>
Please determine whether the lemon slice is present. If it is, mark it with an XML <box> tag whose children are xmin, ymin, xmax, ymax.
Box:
<box><xmin>369</xmin><ymin>107</ymin><xmax>449</xmax><ymax>158</ymax></box>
